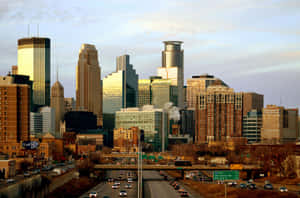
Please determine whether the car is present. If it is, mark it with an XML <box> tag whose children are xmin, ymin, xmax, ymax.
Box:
<box><xmin>124</xmin><ymin>184</ymin><xmax>132</xmax><ymax>189</ymax></box>
<box><xmin>89</xmin><ymin>191</ymin><xmax>97</xmax><ymax>197</ymax></box>
<box><xmin>240</xmin><ymin>183</ymin><xmax>247</xmax><ymax>189</ymax></box>
<box><xmin>248</xmin><ymin>183</ymin><xmax>256</xmax><ymax>190</ymax></box>
<box><xmin>32</xmin><ymin>169</ymin><xmax>40</xmax><ymax>175</ymax></box>
<box><xmin>180</xmin><ymin>191</ymin><xmax>189</xmax><ymax>197</ymax></box>
<box><xmin>164</xmin><ymin>175</ymin><xmax>168</xmax><ymax>181</ymax></box>
<box><xmin>112</xmin><ymin>184</ymin><xmax>119</xmax><ymax>189</ymax></box>
<box><xmin>228</xmin><ymin>181</ymin><xmax>237</xmax><ymax>186</ymax></box>
<box><xmin>6</xmin><ymin>179</ymin><xmax>15</xmax><ymax>184</ymax></box>
<box><xmin>103</xmin><ymin>196</ymin><xmax>110</xmax><ymax>198</ymax></box>
<box><xmin>127</xmin><ymin>178</ymin><xmax>133</xmax><ymax>183</ymax></box>
<box><xmin>115</xmin><ymin>181</ymin><xmax>121</xmax><ymax>185</ymax></box>
<box><xmin>108</xmin><ymin>178</ymin><xmax>114</xmax><ymax>182</ymax></box>
<box><xmin>24</xmin><ymin>172</ymin><xmax>31</xmax><ymax>177</ymax></box>
<box><xmin>119</xmin><ymin>190</ymin><xmax>127</xmax><ymax>197</ymax></box>
<box><xmin>264</xmin><ymin>183</ymin><xmax>273</xmax><ymax>190</ymax></box>
<box><xmin>174</xmin><ymin>185</ymin><xmax>180</xmax><ymax>190</ymax></box>
<box><xmin>279</xmin><ymin>187</ymin><xmax>288</xmax><ymax>192</ymax></box>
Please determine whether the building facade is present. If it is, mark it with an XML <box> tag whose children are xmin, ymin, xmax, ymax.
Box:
<box><xmin>64</xmin><ymin>97</ymin><xmax>76</xmax><ymax>112</ymax></box>
<box><xmin>157</xmin><ymin>41</ymin><xmax>184</xmax><ymax>108</ymax></box>
<box><xmin>195</xmin><ymin>80</ymin><xmax>243</xmax><ymax>143</ymax></box>
<box><xmin>30</xmin><ymin>112</ymin><xmax>43</xmax><ymax>135</ymax></box>
<box><xmin>103</xmin><ymin>55</ymin><xmax>138</xmax><ymax>114</ymax></box>
<box><xmin>113</xmin><ymin>127</ymin><xmax>138</xmax><ymax>152</ymax></box>
<box><xmin>76</xmin><ymin>44</ymin><xmax>102</xmax><ymax>126</ymax></box>
<box><xmin>17</xmin><ymin>37</ymin><xmax>50</xmax><ymax>106</ymax></box>
<box><xmin>242</xmin><ymin>92</ymin><xmax>264</xmax><ymax>116</ymax></box>
<box><xmin>186</xmin><ymin>74</ymin><xmax>221</xmax><ymax>109</ymax></box>
<box><xmin>115</xmin><ymin>106</ymin><xmax>168</xmax><ymax>152</ymax></box>
<box><xmin>261</xmin><ymin>105</ymin><xmax>299</xmax><ymax>144</ymax></box>
<box><xmin>40</xmin><ymin>106</ymin><xmax>55</xmax><ymax>135</ymax></box>
<box><xmin>242</xmin><ymin>110</ymin><xmax>262</xmax><ymax>143</ymax></box>
<box><xmin>51</xmin><ymin>81</ymin><xmax>65</xmax><ymax>137</ymax></box>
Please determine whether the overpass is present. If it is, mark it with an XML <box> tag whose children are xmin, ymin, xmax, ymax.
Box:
<box><xmin>94</xmin><ymin>164</ymin><xmax>260</xmax><ymax>171</ymax></box>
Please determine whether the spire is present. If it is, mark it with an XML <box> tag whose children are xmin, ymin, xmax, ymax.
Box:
<box><xmin>56</xmin><ymin>64</ymin><xmax>59</xmax><ymax>82</ymax></box>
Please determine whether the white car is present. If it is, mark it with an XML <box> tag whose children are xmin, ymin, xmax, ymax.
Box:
<box><xmin>119</xmin><ymin>190</ymin><xmax>127</xmax><ymax>197</ymax></box>
<box><xmin>115</xmin><ymin>181</ymin><xmax>121</xmax><ymax>185</ymax></box>
<box><xmin>127</xmin><ymin>178</ymin><xmax>133</xmax><ymax>183</ymax></box>
<box><xmin>112</xmin><ymin>184</ymin><xmax>119</xmax><ymax>189</ymax></box>
<box><xmin>279</xmin><ymin>187</ymin><xmax>288</xmax><ymax>192</ymax></box>
<box><xmin>89</xmin><ymin>191</ymin><xmax>97</xmax><ymax>197</ymax></box>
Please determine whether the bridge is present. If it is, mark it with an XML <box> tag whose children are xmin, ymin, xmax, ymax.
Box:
<box><xmin>94</xmin><ymin>164</ymin><xmax>260</xmax><ymax>171</ymax></box>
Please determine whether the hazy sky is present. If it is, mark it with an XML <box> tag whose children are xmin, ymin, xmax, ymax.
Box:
<box><xmin>0</xmin><ymin>0</ymin><xmax>300</xmax><ymax>109</ymax></box>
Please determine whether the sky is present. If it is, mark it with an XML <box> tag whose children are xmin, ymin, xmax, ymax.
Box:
<box><xmin>0</xmin><ymin>0</ymin><xmax>300</xmax><ymax>109</ymax></box>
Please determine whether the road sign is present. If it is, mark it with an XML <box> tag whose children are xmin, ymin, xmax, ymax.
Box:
<box><xmin>213</xmin><ymin>170</ymin><xmax>239</xmax><ymax>181</ymax></box>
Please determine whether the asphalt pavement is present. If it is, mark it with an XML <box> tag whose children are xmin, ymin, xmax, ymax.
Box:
<box><xmin>80</xmin><ymin>170</ymin><xmax>137</xmax><ymax>198</ymax></box>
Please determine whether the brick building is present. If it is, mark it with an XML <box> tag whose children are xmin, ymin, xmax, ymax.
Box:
<box><xmin>195</xmin><ymin>80</ymin><xmax>243</xmax><ymax>143</ymax></box>
<box><xmin>113</xmin><ymin>127</ymin><xmax>139</xmax><ymax>152</ymax></box>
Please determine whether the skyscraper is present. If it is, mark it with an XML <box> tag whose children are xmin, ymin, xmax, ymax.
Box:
<box><xmin>40</xmin><ymin>106</ymin><xmax>55</xmax><ymax>135</ymax></box>
<box><xmin>195</xmin><ymin>80</ymin><xmax>243</xmax><ymax>143</ymax></box>
<box><xmin>51</xmin><ymin>81</ymin><xmax>65</xmax><ymax>137</ymax></box>
<box><xmin>17</xmin><ymin>37</ymin><xmax>50</xmax><ymax>107</ymax></box>
<box><xmin>103</xmin><ymin>54</ymin><xmax>138</xmax><ymax>114</ymax></box>
<box><xmin>76</xmin><ymin>44</ymin><xmax>102</xmax><ymax>126</ymax></box>
<box><xmin>186</xmin><ymin>74</ymin><xmax>222</xmax><ymax>109</ymax></box>
<box><xmin>157</xmin><ymin>41</ymin><xmax>184</xmax><ymax>108</ymax></box>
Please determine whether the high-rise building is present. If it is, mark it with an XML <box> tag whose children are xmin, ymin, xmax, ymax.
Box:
<box><xmin>157</xmin><ymin>41</ymin><xmax>184</xmax><ymax>108</ymax></box>
<box><xmin>76</xmin><ymin>44</ymin><xmax>102</xmax><ymax>126</ymax></box>
<box><xmin>0</xmin><ymin>76</ymin><xmax>30</xmax><ymax>143</ymax></box>
<box><xmin>138</xmin><ymin>76</ymin><xmax>178</xmax><ymax>108</ymax></box>
<box><xmin>242</xmin><ymin>110</ymin><xmax>262</xmax><ymax>143</ymax></box>
<box><xmin>51</xmin><ymin>81</ymin><xmax>65</xmax><ymax>137</ymax></box>
<box><xmin>180</xmin><ymin>109</ymin><xmax>195</xmax><ymax>139</ymax></box>
<box><xmin>243</xmin><ymin>92</ymin><xmax>264</xmax><ymax>116</ymax></box>
<box><xmin>261</xmin><ymin>105</ymin><xmax>299</xmax><ymax>144</ymax></box>
<box><xmin>64</xmin><ymin>97</ymin><xmax>76</xmax><ymax>112</ymax></box>
<box><xmin>103</xmin><ymin>54</ymin><xmax>138</xmax><ymax>114</ymax></box>
<box><xmin>17</xmin><ymin>37</ymin><xmax>50</xmax><ymax>106</ymax></box>
<box><xmin>63</xmin><ymin>111</ymin><xmax>97</xmax><ymax>133</ymax></box>
<box><xmin>40</xmin><ymin>107</ymin><xmax>55</xmax><ymax>135</ymax></box>
<box><xmin>115</xmin><ymin>106</ymin><xmax>168</xmax><ymax>152</ymax></box>
<box><xmin>195</xmin><ymin>80</ymin><xmax>243</xmax><ymax>143</ymax></box>
<box><xmin>186</xmin><ymin>74</ymin><xmax>221</xmax><ymax>109</ymax></box>
<box><xmin>138</xmin><ymin>79</ymin><xmax>151</xmax><ymax>107</ymax></box>
<box><xmin>30</xmin><ymin>112</ymin><xmax>43</xmax><ymax>135</ymax></box>
<box><xmin>11</xmin><ymin>65</ymin><xmax>18</xmax><ymax>75</ymax></box>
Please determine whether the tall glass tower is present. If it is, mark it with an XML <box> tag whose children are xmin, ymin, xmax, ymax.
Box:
<box><xmin>157</xmin><ymin>41</ymin><xmax>184</xmax><ymax>108</ymax></box>
<box><xmin>103</xmin><ymin>54</ymin><xmax>138</xmax><ymax>114</ymax></box>
<box><xmin>18</xmin><ymin>37</ymin><xmax>51</xmax><ymax>107</ymax></box>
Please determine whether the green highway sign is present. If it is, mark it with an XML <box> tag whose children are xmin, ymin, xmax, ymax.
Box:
<box><xmin>213</xmin><ymin>170</ymin><xmax>239</xmax><ymax>181</ymax></box>
<box><xmin>176</xmin><ymin>167</ymin><xmax>183</xmax><ymax>170</ymax></box>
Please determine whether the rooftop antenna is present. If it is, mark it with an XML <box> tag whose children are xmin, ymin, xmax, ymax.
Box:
<box><xmin>27</xmin><ymin>24</ymin><xmax>30</xmax><ymax>37</ymax></box>
<box><xmin>56</xmin><ymin>64</ymin><xmax>59</xmax><ymax>82</ymax></box>
<box><xmin>37</xmin><ymin>24</ymin><xmax>39</xmax><ymax>37</ymax></box>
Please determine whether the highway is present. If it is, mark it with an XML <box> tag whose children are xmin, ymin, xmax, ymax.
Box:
<box><xmin>80</xmin><ymin>170</ymin><xmax>137</xmax><ymax>198</ymax></box>
<box><xmin>143</xmin><ymin>170</ymin><xmax>201</xmax><ymax>198</ymax></box>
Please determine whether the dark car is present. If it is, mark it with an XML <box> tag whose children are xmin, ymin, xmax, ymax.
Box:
<box><xmin>174</xmin><ymin>185</ymin><xmax>180</xmax><ymax>190</ymax></box>
<box><xmin>180</xmin><ymin>191</ymin><xmax>189</xmax><ymax>197</ymax></box>
<box><xmin>248</xmin><ymin>183</ymin><xmax>256</xmax><ymax>190</ymax></box>
<box><xmin>240</xmin><ymin>183</ymin><xmax>247</xmax><ymax>189</ymax></box>
<box><xmin>264</xmin><ymin>183</ymin><xmax>273</xmax><ymax>190</ymax></box>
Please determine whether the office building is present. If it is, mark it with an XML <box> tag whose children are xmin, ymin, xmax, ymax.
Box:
<box><xmin>157</xmin><ymin>41</ymin><xmax>184</xmax><ymax>108</ymax></box>
<box><xmin>103</xmin><ymin>54</ymin><xmax>138</xmax><ymax>113</ymax></box>
<box><xmin>113</xmin><ymin>127</ymin><xmax>139</xmax><ymax>152</ymax></box>
<box><xmin>63</xmin><ymin>111</ymin><xmax>97</xmax><ymax>133</ymax></box>
<box><xmin>51</xmin><ymin>81</ymin><xmax>65</xmax><ymax>137</ymax></box>
<box><xmin>186</xmin><ymin>74</ymin><xmax>221</xmax><ymax>109</ymax></box>
<box><xmin>0</xmin><ymin>76</ymin><xmax>30</xmax><ymax>157</ymax></box>
<box><xmin>76</xmin><ymin>44</ymin><xmax>102</xmax><ymax>126</ymax></box>
<box><xmin>243</xmin><ymin>92</ymin><xmax>264</xmax><ymax>116</ymax></box>
<box><xmin>195</xmin><ymin>80</ymin><xmax>243</xmax><ymax>143</ymax></box>
<box><xmin>242</xmin><ymin>110</ymin><xmax>262</xmax><ymax>143</ymax></box>
<box><xmin>30</xmin><ymin>112</ymin><xmax>43</xmax><ymax>135</ymax></box>
<box><xmin>64</xmin><ymin>97</ymin><xmax>75</xmax><ymax>112</ymax></box>
<box><xmin>115</xmin><ymin>106</ymin><xmax>168</xmax><ymax>152</ymax></box>
<box><xmin>40</xmin><ymin>106</ymin><xmax>55</xmax><ymax>135</ymax></box>
<box><xmin>17</xmin><ymin>37</ymin><xmax>50</xmax><ymax>106</ymax></box>
<box><xmin>180</xmin><ymin>109</ymin><xmax>195</xmax><ymax>139</ymax></box>
<box><xmin>261</xmin><ymin>105</ymin><xmax>299</xmax><ymax>144</ymax></box>
<box><xmin>138</xmin><ymin>76</ymin><xmax>178</xmax><ymax>108</ymax></box>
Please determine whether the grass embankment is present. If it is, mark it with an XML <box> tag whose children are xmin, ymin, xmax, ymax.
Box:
<box><xmin>47</xmin><ymin>176</ymin><xmax>99</xmax><ymax>198</ymax></box>
<box><xmin>165</xmin><ymin>171</ymin><xmax>299</xmax><ymax>198</ymax></box>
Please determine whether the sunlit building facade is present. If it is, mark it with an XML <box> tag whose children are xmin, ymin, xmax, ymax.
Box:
<box><xmin>103</xmin><ymin>54</ymin><xmax>138</xmax><ymax>114</ymax></box>
<box><xmin>17</xmin><ymin>37</ymin><xmax>50</xmax><ymax>106</ymax></box>
<box><xmin>115</xmin><ymin>106</ymin><xmax>168</xmax><ymax>152</ymax></box>
<box><xmin>51</xmin><ymin>81</ymin><xmax>65</xmax><ymax>137</ymax></box>
<box><xmin>76</xmin><ymin>44</ymin><xmax>102</xmax><ymax>126</ymax></box>
<box><xmin>242</xmin><ymin>110</ymin><xmax>262</xmax><ymax>143</ymax></box>
<box><xmin>157</xmin><ymin>41</ymin><xmax>184</xmax><ymax>108</ymax></box>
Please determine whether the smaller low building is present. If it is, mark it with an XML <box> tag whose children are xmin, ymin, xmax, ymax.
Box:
<box><xmin>0</xmin><ymin>160</ymin><xmax>16</xmax><ymax>179</ymax></box>
<box><xmin>114</xmin><ymin>127</ymin><xmax>139</xmax><ymax>153</ymax></box>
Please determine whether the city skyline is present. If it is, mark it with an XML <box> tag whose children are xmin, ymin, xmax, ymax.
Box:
<box><xmin>0</xmin><ymin>0</ymin><xmax>299</xmax><ymax>110</ymax></box>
